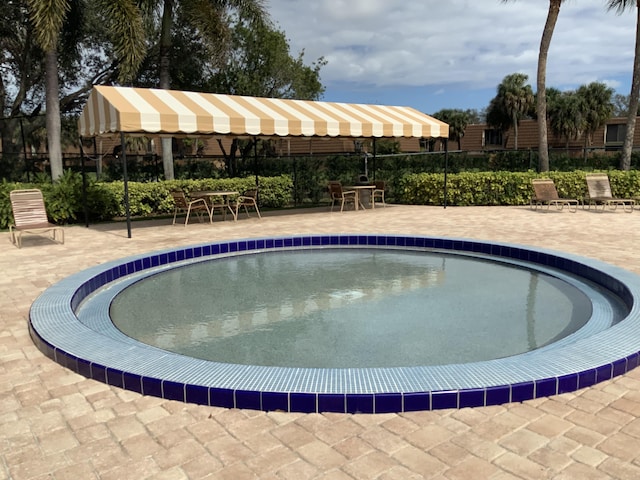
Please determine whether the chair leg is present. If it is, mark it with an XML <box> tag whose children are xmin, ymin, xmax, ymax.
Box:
<box><xmin>172</xmin><ymin>207</ymin><xmax>179</xmax><ymax>225</ymax></box>
<box><xmin>184</xmin><ymin>206</ymin><xmax>191</xmax><ymax>226</ymax></box>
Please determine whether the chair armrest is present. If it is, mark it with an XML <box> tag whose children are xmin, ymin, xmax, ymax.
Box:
<box><xmin>188</xmin><ymin>198</ymin><xmax>208</xmax><ymax>206</ymax></box>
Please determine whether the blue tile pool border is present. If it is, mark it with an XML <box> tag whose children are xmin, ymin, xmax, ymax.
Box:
<box><xmin>28</xmin><ymin>234</ymin><xmax>640</xmax><ymax>413</ymax></box>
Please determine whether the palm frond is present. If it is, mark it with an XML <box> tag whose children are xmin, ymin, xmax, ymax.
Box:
<box><xmin>182</xmin><ymin>0</ymin><xmax>231</xmax><ymax>63</ymax></box>
<box><xmin>95</xmin><ymin>0</ymin><xmax>147</xmax><ymax>82</ymax></box>
<box><xmin>219</xmin><ymin>0</ymin><xmax>270</xmax><ymax>26</ymax></box>
<box><xmin>26</xmin><ymin>0</ymin><xmax>71</xmax><ymax>50</ymax></box>
<box><xmin>607</xmin><ymin>0</ymin><xmax>637</xmax><ymax>14</ymax></box>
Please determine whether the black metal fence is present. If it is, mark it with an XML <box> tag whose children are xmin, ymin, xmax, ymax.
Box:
<box><xmin>2</xmin><ymin>147</ymin><xmax>639</xmax><ymax>205</ymax></box>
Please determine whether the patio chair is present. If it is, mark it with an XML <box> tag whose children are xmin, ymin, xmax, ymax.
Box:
<box><xmin>9</xmin><ymin>188</ymin><xmax>64</xmax><ymax>248</ymax></box>
<box><xmin>530</xmin><ymin>179</ymin><xmax>579</xmax><ymax>213</ymax></box>
<box><xmin>232</xmin><ymin>189</ymin><xmax>261</xmax><ymax>220</ymax></box>
<box><xmin>328</xmin><ymin>181</ymin><xmax>357</xmax><ymax>212</ymax></box>
<box><xmin>371</xmin><ymin>180</ymin><xmax>387</xmax><ymax>208</ymax></box>
<box><xmin>170</xmin><ymin>190</ymin><xmax>211</xmax><ymax>226</ymax></box>
<box><xmin>585</xmin><ymin>173</ymin><xmax>635</xmax><ymax>212</ymax></box>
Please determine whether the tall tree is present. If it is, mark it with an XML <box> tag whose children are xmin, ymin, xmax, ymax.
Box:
<box><xmin>488</xmin><ymin>73</ymin><xmax>535</xmax><ymax>150</ymax></box>
<box><xmin>26</xmin><ymin>0</ymin><xmax>146</xmax><ymax>180</ymax></box>
<box><xmin>608</xmin><ymin>1</ymin><xmax>640</xmax><ymax>170</ymax></box>
<box><xmin>576</xmin><ymin>82</ymin><xmax>614</xmax><ymax>159</ymax></box>
<box><xmin>0</xmin><ymin>1</ymin><xmax>44</xmax><ymax>178</ymax></box>
<box><xmin>431</xmin><ymin>109</ymin><xmax>470</xmax><ymax>150</ymax></box>
<box><xmin>502</xmin><ymin>0</ymin><xmax>565</xmax><ymax>171</ymax></box>
<box><xmin>547</xmin><ymin>89</ymin><xmax>584</xmax><ymax>151</ymax></box>
<box><xmin>142</xmin><ymin>0</ymin><xmax>269</xmax><ymax>180</ymax></box>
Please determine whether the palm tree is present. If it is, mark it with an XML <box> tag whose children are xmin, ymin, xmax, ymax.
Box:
<box><xmin>431</xmin><ymin>109</ymin><xmax>470</xmax><ymax>150</ymax></box>
<box><xmin>608</xmin><ymin>1</ymin><xmax>640</xmax><ymax>170</ymax></box>
<box><xmin>494</xmin><ymin>73</ymin><xmax>535</xmax><ymax>149</ymax></box>
<box><xmin>547</xmin><ymin>90</ymin><xmax>585</xmax><ymax>151</ymax></box>
<box><xmin>26</xmin><ymin>0</ymin><xmax>146</xmax><ymax>180</ymax></box>
<box><xmin>576</xmin><ymin>82</ymin><xmax>615</xmax><ymax>159</ymax></box>
<box><xmin>502</xmin><ymin>0</ymin><xmax>565</xmax><ymax>171</ymax></box>
<box><xmin>142</xmin><ymin>0</ymin><xmax>268</xmax><ymax>180</ymax></box>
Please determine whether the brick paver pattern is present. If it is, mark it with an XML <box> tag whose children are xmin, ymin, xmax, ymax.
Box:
<box><xmin>2</xmin><ymin>204</ymin><xmax>640</xmax><ymax>479</ymax></box>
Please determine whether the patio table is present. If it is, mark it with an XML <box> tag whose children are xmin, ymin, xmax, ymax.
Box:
<box><xmin>191</xmin><ymin>190</ymin><xmax>239</xmax><ymax>221</ymax></box>
<box><xmin>345</xmin><ymin>185</ymin><xmax>376</xmax><ymax>210</ymax></box>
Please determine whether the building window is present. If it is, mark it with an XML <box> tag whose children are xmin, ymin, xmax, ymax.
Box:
<box><xmin>606</xmin><ymin>124</ymin><xmax>626</xmax><ymax>144</ymax></box>
<box><xmin>420</xmin><ymin>137</ymin><xmax>436</xmax><ymax>151</ymax></box>
<box><xmin>484</xmin><ymin>129</ymin><xmax>503</xmax><ymax>147</ymax></box>
<box><xmin>605</xmin><ymin>124</ymin><xmax>626</xmax><ymax>151</ymax></box>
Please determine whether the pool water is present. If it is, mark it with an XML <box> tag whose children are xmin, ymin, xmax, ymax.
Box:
<box><xmin>109</xmin><ymin>249</ymin><xmax>610</xmax><ymax>368</ymax></box>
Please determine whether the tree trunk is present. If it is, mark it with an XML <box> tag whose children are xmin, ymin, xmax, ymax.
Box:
<box><xmin>536</xmin><ymin>0</ymin><xmax>562</xmax><ymax>172</ymax></box>
<box><xmin>159</xmin><ymin>0</ymin><xmax>175</xmax><ymax>180</ymax></box>
<box><xmin>45</xmin><ymin>49</ymin><xmax>63</xmax><ymax>181</ymax></box>
<box><xmin>621</xmin><ymin>5</ymin><xmax>640</xmax><ymax>171</ymax></box>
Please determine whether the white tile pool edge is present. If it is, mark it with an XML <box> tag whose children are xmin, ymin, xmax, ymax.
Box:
<box><xmin>28</xmin><ymin>234</ymin><xmax>640</xmax><ymax>413</ymax></box>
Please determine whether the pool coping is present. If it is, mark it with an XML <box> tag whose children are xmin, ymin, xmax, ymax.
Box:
<box><xmin>29</xmin><ymin>234</ymin><xmax>640</xmax><ymax>413</ymax></box>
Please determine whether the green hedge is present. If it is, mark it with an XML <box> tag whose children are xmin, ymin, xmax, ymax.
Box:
<box><xmin>4</xmin><ymin>169</ymin><xmax>640</xmax><ymax>230</ymax></box>
<box><xmin>0</xmin><ymin>172</ymin><xmax>293</xmax><ymax>230</ymax></box>
<box><xmin>399</xmin><ymin>170</ymin><xmax>640</xmax><ymax>206</ymax></box>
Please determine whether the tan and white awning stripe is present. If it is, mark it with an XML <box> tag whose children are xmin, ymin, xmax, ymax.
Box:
<box><xmin>78</xmin><ymin>85</ymin><xmax>448</xmax><ymax>139</ymax></box>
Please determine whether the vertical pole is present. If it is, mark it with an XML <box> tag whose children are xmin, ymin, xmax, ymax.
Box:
<box><xmin>293</xmin><ymin>156</ymin><xmax>298</xmax><ymax>206</ymax></box>
<box><xmin>79</xmin><ymin>137</ymin><xmax>89</xmax><ymax>227</ymax></box>
<box><xmin>121</xmin><ymin>131</ymin><xmax>132</xmax><ymax>238</ymax></box>
<box><xmin>93</xmin><ymin>137</ymin><xmax>100</xmax><ymax>180</ymax></box>
<box><xmin>444</xmin><ymin>138</ymin><xmax>449</xmax><ymax>209</ymax></box>
<box><xmin>254</xmin><ymin>137</ymin><xmax>259</xmax><ymax>188</ymax></box>
<box><xmin>372</xmin><ymin>138</ymin><xmax>377</xmax><ymax>181</ymax></box>
<box><xmin>19</xmin><ymin>118</ymin><xmax>30</xmax><ymax>182</ymax></box>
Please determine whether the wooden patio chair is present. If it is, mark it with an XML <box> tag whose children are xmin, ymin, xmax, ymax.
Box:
<box><xmin>530</xmin><ymin>179</ymin><xmax>579</xmax><ymax>212</ymax></box>
<box><xmin>9</xmin><ymin>189</ymin><xmax>64</xmax><ymax>248</ymax></box>
<box><xmin>371</xmin><ymin>180</ymin><xmax>387</xmax><ymax>208</ymax></box>
<box><xmin>328</xmin><ymin>181</ymin><xmax>357</xmax><ymax>212</ymax></box>
<box><xmin>232</xmin><ymin>189</ymin><xmax>261</xmax><ymax>220</ymax></box>
<box><xmin>585</xmin><ymin>173</ymin><xmax>635</xmax><ymax>212</ymax></box>
<box><xmin>170</xmin><ymin>190</ymin><xmax>211</xmax><ymax>226</ymax></box>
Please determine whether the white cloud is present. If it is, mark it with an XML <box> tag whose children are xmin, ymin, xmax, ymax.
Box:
<box><xmin>267</xmin><ymin>0</ymin><xmax>637</xmax><ymax>98</ymax></box>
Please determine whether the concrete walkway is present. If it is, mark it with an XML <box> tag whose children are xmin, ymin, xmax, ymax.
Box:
<box><xmin>2</xmin><ymin>204</ymin><xmax>640</xmax><ymax>479</ymax></box>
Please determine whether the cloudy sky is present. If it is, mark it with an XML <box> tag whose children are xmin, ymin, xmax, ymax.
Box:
<box><xmin>267</xmin><ymin>0</ymin><xmax>637</xmax><ymax>115</ymax></box>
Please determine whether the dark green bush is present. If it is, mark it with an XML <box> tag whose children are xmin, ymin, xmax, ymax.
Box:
<box><xmin>0</xmin><ymin>172</ymin><xmax>294</xmax><ymax>229</ymax></box>
<box><xmin>399</xmin><ymin>170</ymin><xmax>640</xmax><ymax>206</ymax></box>
<box><xmin>4</xmin><ymin>169</ymin><xmax>640</xmax><ymax>230</ymax></box>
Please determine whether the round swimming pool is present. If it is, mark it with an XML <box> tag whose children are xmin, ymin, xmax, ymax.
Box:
<box><xmin>29</xmin><ymin>234</ymin><xmax>640</xmax><ymax>413</ymax></box>
<box><xmin>108</xmin><ymin>249</ymin><xmax>620</xmax><ymax>368</ymax></box>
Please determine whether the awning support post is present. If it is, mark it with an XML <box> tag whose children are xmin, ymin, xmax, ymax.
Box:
<box><xmin>372</xmin><ymin>138</ymin><xmax>377</xmax><ymax>181</ymax></box>
<box><xmin>121</xmin><ymin>131</ymin><xmax>132</xmax><ymax>238</ymax></box>
<box><xmin>444</xmin><ymin>138</ymin><xmax>449</xmax><ymax>209</ymax></box>
<box><xmin>79</xmin><ymin>137</ymin><xmax>89</xmax><ymax>227</ymax></box>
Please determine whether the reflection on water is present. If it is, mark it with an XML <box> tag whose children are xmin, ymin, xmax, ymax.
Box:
<box><xmin>110</xmin><ymin>249</ymin><xmax>599</xmax><ymax>367</ymax></box>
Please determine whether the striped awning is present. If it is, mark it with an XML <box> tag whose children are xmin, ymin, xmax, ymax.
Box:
<box><xmin>78</xmin><ymin>85</ymin><xmax>448</xmax><ymax>139</ymax></box>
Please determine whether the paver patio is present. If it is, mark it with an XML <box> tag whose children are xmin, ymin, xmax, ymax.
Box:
<box><xmin>2</xmin><ymin>204</ymin><xmax>640</xmax><ymax>479</ymax></box>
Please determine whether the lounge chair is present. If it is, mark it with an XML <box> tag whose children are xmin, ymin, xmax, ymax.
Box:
<box><xmin>585</xmin><ymin>173</ymin><xmax>635</xmax><ymax>212</ymax></box>
<box><xmin>328</xmin><ymin>181</ymin><xmax>357</xmax><ymax>212</ymax></box>
<box><xmin>170</xmin><ymin>190</ymin><xmax>211</xmax><ymax>226</ymax></box>
<box><xmin>9</xmin><ymin>189</ymin><xmax>64</xmax><ymax>248</ymax></box>
<box><xmin>232</xmin><ymin>189</ymin><xmax>261</xmax><ymax>220</ymax></box>
<box><xmin>371</xmin><ymin>180</ymin><xmax>386</xmax><ymax>208</ymax></box>
<box><xmin>530</xmin><ymin>179</ymin><xmax>579</xmax><ymax>212</ymax></box>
